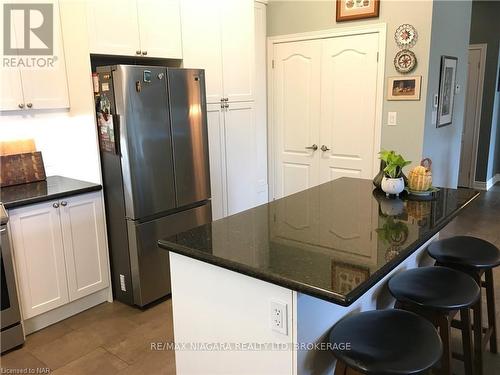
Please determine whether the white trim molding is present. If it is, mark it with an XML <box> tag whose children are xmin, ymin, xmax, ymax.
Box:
<box><xmin>473</xmin><ymin>173</ymin><xmax>500</xmax><ymax>191</ymax></box>
<box><xmin>464</xmin><ymin>44</ymin><xmax>487</xmax><ymax>188</ymax></box>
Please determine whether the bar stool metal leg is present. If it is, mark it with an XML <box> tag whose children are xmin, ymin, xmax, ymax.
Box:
<box><xmin>485</xmin><ymin>268</ymin><xmax>497</xmax><ymax>353</ymax></box>
<box><xmin>460</xmin><ymin>308</ymin><xmax>474</xmax><ymax>375</ymax></box>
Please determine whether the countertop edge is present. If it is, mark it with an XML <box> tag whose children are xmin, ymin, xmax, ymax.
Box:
<box><xmin>3</xmin><ymin>183</ymin><xmax>102</xmax><ymax>210</ymax></box>
<box><xmin>158</xmin><ymin>190</ymin><xmax>480</xmax><ymax>307</ymax></box>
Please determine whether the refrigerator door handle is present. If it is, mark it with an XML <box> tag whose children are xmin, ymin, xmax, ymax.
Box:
<box><xmin>113</xmin><ymin>114</ymin><xmax>121</xmax><ymax>156</ymax></box>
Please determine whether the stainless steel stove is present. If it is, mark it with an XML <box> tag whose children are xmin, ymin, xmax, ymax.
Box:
<box><xmin>1</xmin><ymin>203</ymin><xmax>25</xmax><ymax>353</ymax></box>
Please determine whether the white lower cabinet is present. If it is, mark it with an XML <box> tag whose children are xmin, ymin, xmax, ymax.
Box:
<box><xmin>9</xmin><ymin>191</ymin><xmax>109</xmax><ymax>319</ymax></box>
<box><xmin>207</xmin><ymin>101</ymin><xmax>261</xmax><ymax>219</ymax></box>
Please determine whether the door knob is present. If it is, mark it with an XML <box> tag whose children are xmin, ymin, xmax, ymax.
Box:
<box><xmin>142</xmin><ymin>51</ymin><xmax>147</xmax><ymax>56</ymax></box>
<box><xmin>320</xmin><ymin>145</ymin><xmax>330</xmax><ymax>152</ymax></box>
<box><xmin>18</xmin><ymin>103</ymin><xmax>24</xmax><ymax>109</ymax></box>
<box><xmin>26</xmin><ymin>103</ymin><xmax>33</xmax><ymax>108</ymax></box>
<box><xmin>305</xmin><ymin>144</ymin><xmax>318</xmax><ymax>151</ymax></box>
<box><xmin>136</xmin><ymin>50</ymin><xmax>141</xmax><ymax>55</ymax></box>
<box><xmin>60</xmin><ymin>201</ymin><xmax>67</xmax><ymax>207</ymax></box>
<box><xmin>53</xmin><ymin>202</ymin><xmax>59</xmax><ymax>208</ymax></box>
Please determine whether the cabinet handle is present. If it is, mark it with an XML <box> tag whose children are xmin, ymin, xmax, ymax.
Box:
<box><xmin>18</xmin><ymin>103</ymin><xmax>24</xmax><ymax>109</ymax></box>
<box><xmin>305</xmin><ymin>144</ymin><xmax>318</xmax><ymax>151</ymax></box>
<box><xmin>136</xmin><ymin>50</ymin><xmax>141</xmax><ymax>55</ymax></box>
<box><xmin>53</xmin><ymin>202</ymin><xmax>60</xmax><ymax>208</ymax></box>
<box><xmin>320</xmin><ymin>145</ymin><xmax>331</xmax><ymax>152</ymax></box>
<box><xmin>224</xmin><ymin>103</ymin><xmax>229</xmax><ymax>108</ymax></box>
<box><xmin>26</xmin><ymin>103</ymin><xmax>33</xmax><ymax>108</ymax></box>
<box><xmin>60</xmin><ymin>201</ymin><xmax>67</xmax><ymax>207</ymax></box>
<box><xmin>142</xmin><ymin>51</ymin><xmax>147</xmax><ymax>56</ymax></box>
<box><xmin>223</xmin><ymin>97</ymin><xmax>228</xmax><ymax>102</ymax></box>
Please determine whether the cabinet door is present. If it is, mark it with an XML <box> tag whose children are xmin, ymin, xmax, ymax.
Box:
<box><xmin>272</xmin><ymin>40</ymin><xmax>322</xmax><ymax>199</ymax></box>
<box><xmin>0</xmin><ymin>67</ymin><xmax>24</xmax><ymax>111</ymax></box>
<box><xmin>207</xmin><ymin>103</ymin><xmax>227</xmax><ymax>220</ymax></box>
<box><xmin>137</xmin><ymin>0</ymin><xmax>182</xmax><ymax>59</ymax></box>
<box><xmin>9</xmin><ymin>201</ymin><xmax>69</xmax><ymax>319</ymax></box>
<box><xmin>86</xmin><ymin>0</ymin><xmax>140</xmax><ymax>56</ymax></box>
<box><xmin>221</xmin><ymin>0</ymin><xmax>254</xmax><ymax>102</ymax></box>
<box><xmin>20</xmin><ymin>0</ymin><xmax>69</xmax><ymax>110</ymax></box>
<box><xmin>59</xmin><ymin>192</ymin><xmax>109</xmax><ymax>301</ymax></box>
<box><xmin>180</xmin><ymin>0</ymin><xmax>224</xmax><ymax>103</ymax></box>
<box><xmin>319</xmin><ymin>33</ymin><xmax>380</xmax><ymax>183</ymax></box>
<box><xmin>224</xmin><ymin>101</ymin><xmax>259</xmax><ymax>215</ymax></box>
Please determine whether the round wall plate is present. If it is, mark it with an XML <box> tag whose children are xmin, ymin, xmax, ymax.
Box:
<box><xmin>394</xmin><ymin>50</ymin><xmax>417</xmax><ymax>74</ymax></box>
<box><xmin>395</xmin><ymin>24</ymin><xmax>418</xmax><ymax>49</ymax></box>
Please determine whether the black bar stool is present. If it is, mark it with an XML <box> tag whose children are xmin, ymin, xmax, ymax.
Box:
<box><xmin>428</xmin><ymin>236</ymin><xmax>500</xmax><ymax>374</ymax></box>
<box><xmin>388</xmin><ymin>266</ymin><xmax>480</xmax><ymax>375</ymax></box>
<box><xmin>329</xmin><ymin>309</ymin><xmax>442</xmax><ymax>375</ymax></box>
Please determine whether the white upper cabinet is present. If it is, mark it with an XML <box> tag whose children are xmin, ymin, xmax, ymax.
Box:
<box><xmin>86</xmin><ymin>0</ymin><xmax>140</xmax><ymax>56</ymax></box>
<box><xmin>137</xmin><ymin>0</ymin><xmax>182</xmax><ymax>59</ymax></box>
<box><xmin>220</xmin><ymin>0</ymin><xmax>254</xmax><ymax>102</ymax></box>
<box><xmin>0</xmin><ymin>0</ymin><xmax>69</xmax><ymax>111</ymax></box>
<box><xmin>181</xmin><ymin>0</ymin><xmax>254</xmax><ymax>103</ymax></box>
<box><xmin>86</xmin><ymin>0</ymin><xmax>182</xmax><ymax>59</ymax></box>
<box><xmin>180</xmin><ymin>0</ymin><xmax>224</xmax><ymax>103</ymax></box>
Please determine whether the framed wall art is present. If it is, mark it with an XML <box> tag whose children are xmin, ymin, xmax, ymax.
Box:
<box><xmin>336</xmin><ymin>0</ymin><xmax>380</xmax><ymax>22</ymax></box>
<box><xmin>387</xmin><ymin>76</ymin><xmax>422</xmax><ymax>101</ymax></box>
<box><xmin>437</xmin><ymin>56</ymin><xmax>458</xmax><ymax>127</ymax></box>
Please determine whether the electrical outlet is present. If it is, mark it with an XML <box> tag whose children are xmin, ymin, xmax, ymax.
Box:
<box><xmin>270</xmin><ymin>300</ymin><xmax>288</xmax><ymax>335</ymax></box>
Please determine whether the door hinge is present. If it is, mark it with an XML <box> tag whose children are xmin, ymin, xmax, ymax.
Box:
<box><xmin>272</xmin><ymin>60</ymin><xmax>275</xmax><ymax>69</ymax></box>
<box><xmin>376</xmin><ymin>52</ymin><xmax>379</xmax><ymax>62</ymax></box>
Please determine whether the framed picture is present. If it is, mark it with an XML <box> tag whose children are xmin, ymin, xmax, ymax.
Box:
<box><xmin>437</xmin><ymin>56</ymin><xmax>458</xmax><ymax>127</ymax></box>
<box><xmin>336</xmin><ymin>0</ymin><xmax>380</xmax><ymax>22</ymax></box>
<box><xmin>331</xmin><ymin>261</ymin><xmax>370</xmax><ymax>295</ymax></box>
<box><xmin>387</xmin><ymin>76</ymin><xmax>421</xmax><ymax>101</ymax></box>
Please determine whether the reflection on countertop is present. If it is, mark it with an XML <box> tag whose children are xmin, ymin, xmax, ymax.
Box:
<box><xmin>159</xmin><ymin>178</ymin><xmax>479</xmax><ymax>305</ymax></box>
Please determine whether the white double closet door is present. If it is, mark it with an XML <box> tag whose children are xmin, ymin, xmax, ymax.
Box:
<box><xmin>273</xmin><ymin>32</ymin><xmax>381</xmax><ymax>198</ymax></box>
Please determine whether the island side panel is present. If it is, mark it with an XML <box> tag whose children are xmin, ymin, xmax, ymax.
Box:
<box><xmin>296</xmin><ymin>234</ymin><xmax>438</xmax><ymax>375</ymax></box>
<box><xmin>169</xmin><ymin>252</ymin><xmax>296</xmax><ymax>375</ymax></box>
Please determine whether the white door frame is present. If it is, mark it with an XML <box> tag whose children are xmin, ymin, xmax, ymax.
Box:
<box><xmin>464</xmin><ymin>43</ymin><xmax>487</xmax><ymax>188</ymax></box>
<box><xmin>266</xmin><ymin>23</ymin><xmax>386</xmax><ymax>200</ymax></box>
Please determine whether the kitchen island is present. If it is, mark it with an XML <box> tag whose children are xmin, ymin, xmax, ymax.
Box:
<box><xmin>158</xmin><ymin>178</ymin><xmax>479</xmax><ymax>375</ymax></box>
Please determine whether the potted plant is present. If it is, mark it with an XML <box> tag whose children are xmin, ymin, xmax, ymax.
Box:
<box><xmin>378</xmin><ymin>150</ymin><xmax>411</xmax><ymax>197</ymax></box>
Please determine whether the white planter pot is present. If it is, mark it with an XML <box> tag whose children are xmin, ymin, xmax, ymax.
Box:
<box><xmin>381</xmin><ymin>177</ymin><xmax>405</xmax><ymax>197</ymax></box>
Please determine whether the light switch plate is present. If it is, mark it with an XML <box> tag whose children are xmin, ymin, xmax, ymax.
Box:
<box><xmin>388</xmin><ymin>112</ymin><xmax>397</xmax><ymax>126</ymax></box>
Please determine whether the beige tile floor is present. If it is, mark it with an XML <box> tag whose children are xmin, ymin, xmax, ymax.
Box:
<box><xmin>1</xmin><ymin>184</ymin><xmax>499</xmax><ymax>374</ymax></box>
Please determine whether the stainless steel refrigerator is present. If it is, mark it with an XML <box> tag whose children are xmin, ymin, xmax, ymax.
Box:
<box><xmin>96</xmin><ymin>65</ymin><xmax>211</xmax><ymax>307</ymax></box>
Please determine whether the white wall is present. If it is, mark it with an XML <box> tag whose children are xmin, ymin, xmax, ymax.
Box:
<box><xmin>0</xmin><ymin>1</ymin><xmax>101</xmax><ymax>184</ymax></box>
<box><xmin>422</xmin><ymin>0</ymin><xmax>472</xmax><ymax>188</ymax></box>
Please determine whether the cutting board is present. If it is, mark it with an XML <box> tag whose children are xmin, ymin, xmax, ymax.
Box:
<box><xmin>0</xmin><ymin>151</ymin><xmax>46</xmax><ymax>187</ymax></box>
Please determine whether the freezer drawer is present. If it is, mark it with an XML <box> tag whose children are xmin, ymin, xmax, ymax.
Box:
<box><xmin>127</xmin><ymin>202</ymin><xmax>211</xmax><ymax>306</ymax></box>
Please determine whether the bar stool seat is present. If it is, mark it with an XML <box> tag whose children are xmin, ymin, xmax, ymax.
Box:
<box><xmin>389</xmin><ymin>266</ymin><xmax>480</xmax><ymax>311</ymax></box>
<box><xmin>427</xmin><ymin>236</ymin><xmax>500</xmax><ymax>375</ymax></box>
<box><xmin>427</xmin><ymin>236</ymin><xmax>500</xmax><ymax>269</ymax></box>
<box><xmin>329</xmin><ymin>309</ymin><xmax>442</xmax><ymax>375</ymax></box>
<box><xmin>388</xmin><ymin>267</ymin><xmax>479</xmax><ymax>375</ymax></box>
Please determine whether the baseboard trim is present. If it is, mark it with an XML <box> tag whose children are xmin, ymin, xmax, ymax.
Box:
<box><xmin>23</xmin><ymin>288</ymin><xmax>111</xmax><ymax>335</ymax></box>
<box><xmin>473</xmin><ymin>174</ymin><xmax>500</xmax><ymax>191</ymax></box>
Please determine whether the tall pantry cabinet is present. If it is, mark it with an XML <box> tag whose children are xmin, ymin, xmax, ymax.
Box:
<box><xmin>181</xmin><ymin>0</ymin><xmax>268</xmax><ymax>219</ymax></box>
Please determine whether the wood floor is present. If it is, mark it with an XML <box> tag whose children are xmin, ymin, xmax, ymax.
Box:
<box><xmin>1</xmin><ymin>184</ymin><xmax>499</xmax><ymax>374</ymax></box>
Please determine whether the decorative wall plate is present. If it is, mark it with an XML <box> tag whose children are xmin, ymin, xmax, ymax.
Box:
<box><xmin>395</xmin><ymin>24</ymin><xmax>418</xmax><ymax>48</ymax></box>
<box><xmin>394</xmin><ymin>50</ymin><xmax>417</xmax><ymax>74</ymax></box>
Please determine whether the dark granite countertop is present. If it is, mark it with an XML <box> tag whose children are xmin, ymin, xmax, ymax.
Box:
<box><xmin>1</xmin><ymin>176</ymin><xmax>102</xmax><ymax>209</ymax></box>
<box><xmin>158</xmin><ymin>178</ymin><xmax>479</xmax><ymax>306</ymax></box>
